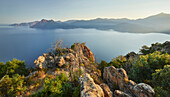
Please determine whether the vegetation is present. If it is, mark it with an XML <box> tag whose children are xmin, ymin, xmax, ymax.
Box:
<box><xmin>0</xmin><ymin>58</ymin><xmax>29</xmax><ymax>78</ymax></box>
<box><xmin>152</xmin><ymin>65</ymin><xmax>170</xmax><ymax>96</ymax></box>
<box><xmin>32</xmin><ymin>73</ymin><xmax>73</xmax><ymax>97</ymax></box>
<box><xmin>97</xmin><ymin>42</ymin><xmax>170</xmax><ymax>97</ymax></box>
<box><xmin>0</xmin><ymin>74</ymin><xmax>26</xmax><ymax>97</ymax></box>
<box><xmin>140</xmin><ymin>41</ymin><xmax>170</xmax><ymax>54</ymax></box>
<box><xmin>129</xmin><ymin>51</ymin><xmax>170</xmax><ymax>83</ymax></box>
<box><xmin>71</xmin><ymin>43</ymin><xmax>76</xmax><ymax>50</ymax></box>
<box><xmin>0</xmin><ymin>41</ymin><xmax>169</xmax><ymax>97</ymax></box>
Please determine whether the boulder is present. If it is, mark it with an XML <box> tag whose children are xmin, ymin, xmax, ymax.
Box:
<box><xmin>34</xmin><ymin>56</ymin><xmax>47</xmax><ymax>69</ymax></box>
<box><xmin>80</xmin><ymin>73</ymin><xmax>104</xmax><ymax>97</ymax></box>
<box><xmin>103</xmin><ymin>66</ymin><xmax>155</xmax><ymax>97</ymax></box>
<box><xmin>103</xmin><ymin>66</ymin><xmax>128</xmax><ymax>91</ymax></box>
<box><xmin>133</xmin><ymin>83</ymin><xmax>155</xmax><ymax>97</ymax></box>
<box><xmin>100</xmin><ymin>83</ymin><xmax>112</xmax><ymax>97</ymax></box>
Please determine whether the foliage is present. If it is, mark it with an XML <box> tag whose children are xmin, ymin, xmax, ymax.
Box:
<box><xmin>140</xmin><ymin>45</ymin><xmax>150</xmax><ymax>54</ymax></box>
<box><xmin>0</xmin><ymin>58</ymin><xmax>29</xmax><ymax>78</ymax></box>
<box><xmin>32</xmin><ymin>73</ymin><xmax>73</xmax><ymax>97</ymax></box>
<box><xmin>152</xmin><ymin>65</ymin><xmax>170</xmax><ymax>96</ymax></box>
<box><xmin>140</xmin><ymin>42</ymin><xmax>170</xmax><ymax>55</ymax></box>
<box><xmin>98</xmin><ymin>56</ymin><xmax>127</xmax><ymax>76</ymax></box>
<box><xmin>0</xmin><ymin>74</ymin><xmax>26</xmax><ymax>97</ymax></box>
<box><xmin>71</xmin><ymin>43</ymin><xmax>76</xmax><ymax>50</ymax></box>
<box><xmin>72</xmin><ymin>84</ymin><xmax>80</xmax><ymax>97</ymax></box>
<box><xmin>129</xmin><ymin>51</ymin><xmax>170</xmax><ymax>83</ymax></box>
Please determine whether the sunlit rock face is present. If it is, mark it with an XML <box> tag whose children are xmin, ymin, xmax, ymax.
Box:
<box><xmin>80</xmin><ymin>73</ymin><xmax>104</xmax><ymax>97</ymax></box>
<box><xmin>100</xmin><ymin>83</ymin><xmax>112</xmax><ymax>97</ymax></box>
<box><xmin>103</xmin><ymin>66</ymin><xmax>155</xmax><ymax>97</ymax></box>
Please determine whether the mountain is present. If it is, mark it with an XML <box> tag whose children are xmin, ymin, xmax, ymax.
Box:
<box><xmin>10</xmin><ymin>13</ymin><xmax>170</xmax><ymax>34</ymax></box>
<box><xmin>10</xmin><ymin>21</ymin><xmax>38</xmax><ymax>26</ymax></box>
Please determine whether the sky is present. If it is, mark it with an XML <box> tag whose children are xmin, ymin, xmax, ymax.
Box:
<box><xmin>0</xmin><ymin>0</ymin><xmax>170</xmax><ymax>24</ymax></box>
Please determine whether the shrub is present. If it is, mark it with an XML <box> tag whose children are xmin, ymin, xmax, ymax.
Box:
<box><xmin>152</xmin><ymin>65</ymin><xmax>170</xmax><ymax>96</ymax></box>
<box><xmin>0</xmin><ymin>74</ymin><xmax>26</xmax><ymax>97</ymax></box>
<box><xmin>0</xmin><ymin>59</ymin><xmax>29</xmax><ymax>78</ymax></box>
<box><xmin>32</xmin><ymin>73</ymin><xmax>71</xmax><ymax>97</ymax></box>
<box><xmin>71</xmin><ymin>43</ymin><xmax>76</xmax><ymax>50</ymax></box>
<box><xmin>129</xmin><ymin>51</ymin><xmax>170</xmax><ymax>83</ymax></box>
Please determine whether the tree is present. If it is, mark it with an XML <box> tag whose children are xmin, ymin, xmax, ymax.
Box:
<box><xmin>140</xmin><ymin>45</ymin><xmax>150</xmax><ymax>54</ymax></box>
<box><xmin>0</xmin><ymin>59</ymin><xmax>29</xmax><ymax>78</ymax></box>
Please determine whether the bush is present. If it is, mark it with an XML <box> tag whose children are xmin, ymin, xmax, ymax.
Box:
<box><xmin>32</xmin><ymin>73</ymin><xmax>72</xmax><ymax>97</ymax></box>
<box><xmin>129</xmin><ymin>51</ymin><xmax>170</xmax><ymax>83</ymax></box>
<box><xmin>71</xmin><ymin>43</ymin><xmax>76</xmax><ymax>50</ymax></box>
<box><xmin>0</xmin><ymin>58</ymin><xmax>29</xmax><ymax>78</ymax></box>
<box><xmin>152</xmin><ymin>65</ymin><xmax>170</xmax><ymax>96</ymax></box>
<box><xmin>0</xmin><ymin>74</ymin><xmax>26</xmax><ymax>97</ymax></box>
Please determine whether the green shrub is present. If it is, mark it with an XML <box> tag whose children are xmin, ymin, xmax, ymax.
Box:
<box><xmin>32</xmin><ymin>73</ymin><xmax>72</xmax><ymax>97</ymax></box>
<box><xmin>0</xmin><ymin>58</ymin><xmax>29</xmax><ymax>78</ymax></box>
<box><xmin>129</xmin><ymin>51</ymin><xmax>170</xmax><ymax>83</ymax></box>
<box><xmin>71</xmin><ymin>43</ymin><xmax>76</xmax><ymax>50</ymax></box>
<box><xmin>152</xmin><ymin>65</ymin><xmax>170</xmax><ymax>96</ymax></box>
<box><xmin>0</xmin><ymin>74</ymin><xmax>26</xmax><ymax>97</ymax></box>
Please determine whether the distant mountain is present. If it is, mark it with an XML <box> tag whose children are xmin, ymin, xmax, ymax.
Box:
<box><xmin>10</xmin><ymin>21</ymin><xmax>38</xmax><ymax>26</ymax></box>
<box><xmin>10</xmin><ymin>13</ymin><xmax>170</xmax><ymax>34</ymax></box>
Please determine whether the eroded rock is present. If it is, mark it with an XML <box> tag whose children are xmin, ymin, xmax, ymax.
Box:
<box><xmin>100</xmin><ymin>83</ymin><xmax>112</xmax><ymax>97</ymax></box>
<box><xmin>80</xmin><ymin>73</ymin><xmax>104</xmax><ymax>97</ymax></box>
<box><xmin>103</xmin><ymin>66</ymin><xmax>155</xmax><ymax>97</ymax></box>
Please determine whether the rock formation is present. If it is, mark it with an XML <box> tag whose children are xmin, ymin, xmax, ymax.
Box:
<box><xmin>100</xmin><ymin>83</ymin><xmax>112</xmax><ymax>97</ymax></box>
<box><xmin>80</xmin><ymin>73</ymin><xmax>104</xmax><ymax>97</ymax></box>
<box><xmin>33</xmin><ymin>43</ymin><xmax>155</xmax><ymax>97</ymax></box>
<box><xmin>103</xmin><ymin>66</ymin><xmax>155</xmax><ymax>97</ymax></box>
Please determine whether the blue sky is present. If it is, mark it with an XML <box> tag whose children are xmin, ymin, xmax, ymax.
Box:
<box><xmin>0</xmin><ymin>0</ymin><xmax>170</xmax><ymax>24</ymax></box>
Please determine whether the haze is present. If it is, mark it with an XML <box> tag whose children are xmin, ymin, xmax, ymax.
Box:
<box><xmin>0</xmin><ymin>0</ymin><xmax>170</xmax><ymax>24</ymax></box>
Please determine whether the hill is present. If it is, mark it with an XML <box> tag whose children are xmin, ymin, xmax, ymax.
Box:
<box><xmin>10</xmin><ymin>13</ymin><xmax>170</xmax><ymax>34</ymax></box>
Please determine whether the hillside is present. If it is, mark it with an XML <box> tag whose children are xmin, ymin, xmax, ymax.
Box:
<box><xmin>10</xmin><ymin>13</ymin><xmax>170</xmax><ymax>34</ymax></box>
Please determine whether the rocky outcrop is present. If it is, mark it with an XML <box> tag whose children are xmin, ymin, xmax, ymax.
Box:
<box><xmin>80</xmin><ymin>73</ymin><xmax>104</xmax><ymax>97</ymax></box>
<box><xmin>34</xmin><ymin>43</ymin><xmax>94</xmax><ymax>69</ymax></box>
<box><xmin>34</xmin><ymin>55</ymin><xmax>47</xmax><ymax>69</ymax></box>
<box><xmin>133</xmin><ymin>83</ymin><xmax>155</xmax><ymax>97</ymax></box>
<box><xmin>33</xmin><ymin>43</ymin><xmax>155</xmax><ymax>97</ymax></box>
<box><xmin>103</xmin><ymin>66</ymin><xmax>155</xmax><ymax>97</ymax></box>
<box><xmin>100</xmin><ymin>83</ymin><xmax>112</xmax><ymax>97</ymax></box>
<box><xmin>34</xmin><ymin>43</ymin><xmax>100</xmax><ymax>82</ymax></box>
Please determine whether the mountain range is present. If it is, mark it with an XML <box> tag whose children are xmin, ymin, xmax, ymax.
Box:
<box><xmin>10</xmin><ymin>13</ymin><xmax>170</xmax><ymax>34</ymax></box>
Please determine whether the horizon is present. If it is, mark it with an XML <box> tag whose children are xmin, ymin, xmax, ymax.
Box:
<box><xmin>1</xmin><ymin>12</ymin><xmax>170</xmax><ymax>25</ymax></box>
<box><xmin>0</xmin><ymin>0</ymin><xmax>170</xmax><ymax>24</ymax></box>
